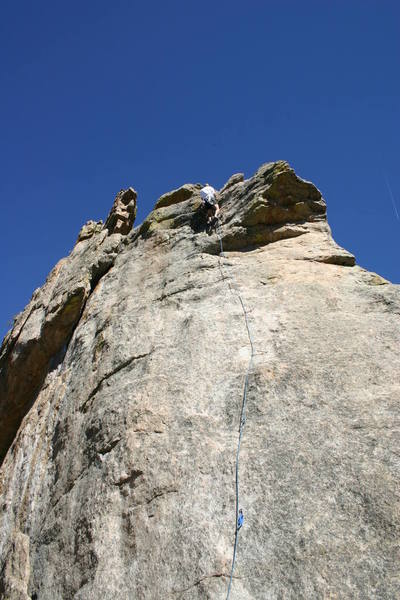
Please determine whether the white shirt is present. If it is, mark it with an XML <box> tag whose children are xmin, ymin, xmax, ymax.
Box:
<box><xmin>200</xmin><ymin>185</ymin><xmax>217</xmax><ymax>205</ymax></box>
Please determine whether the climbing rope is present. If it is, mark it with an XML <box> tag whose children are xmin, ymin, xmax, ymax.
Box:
<box><xmin>215</xmin><ymin>223</ymin><xmax>256</xmax><ymax>600</ymax></box>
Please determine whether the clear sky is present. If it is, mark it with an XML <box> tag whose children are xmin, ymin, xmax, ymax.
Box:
<box><xmin>1</xmin><ymin>0</ymin><xmax>399</xmax><ymax>341</ymax></box>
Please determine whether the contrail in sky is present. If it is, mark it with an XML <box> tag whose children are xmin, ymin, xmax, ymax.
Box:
<box><xmin>383</xmin><ymin>172</ymin><xmax>400</xmax><ymax>221</ymax></box>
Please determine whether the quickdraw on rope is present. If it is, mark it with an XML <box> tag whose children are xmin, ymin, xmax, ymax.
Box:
<box><xmin>216</xmin><ymin>223</ymin><xmax>256</xmax><ymax>600</ymax></box>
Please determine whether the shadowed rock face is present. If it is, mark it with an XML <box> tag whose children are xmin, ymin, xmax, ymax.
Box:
<box><xmin>0</xmin><ymin>162</ymin><xmax>399</xmax><ymax>599</ymax></box>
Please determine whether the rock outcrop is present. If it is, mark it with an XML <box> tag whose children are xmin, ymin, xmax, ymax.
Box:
<box><xmin>0</xmin><ymin>187</ymin><xmax>137</xmax><ymax>466</ymax></box>
<box><xmin>154</xmin><ymin>184</ymin><xmax>201</xmax><ymax>209</ymax></box>
<box><xmin>0</xmin><ymin>162</ymin><xmax>399</xmax><ymax>599</ymax></box>
<box><xmin>104</xmin><ymin>188</ymin><xmax>137</xmax><ymax>236</ymax></box>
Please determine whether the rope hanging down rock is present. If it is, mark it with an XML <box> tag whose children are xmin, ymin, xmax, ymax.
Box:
<box><xmin>216</xmin><ymin>224</ymin><xmax>256</xmax><ymax>600</ymax></box>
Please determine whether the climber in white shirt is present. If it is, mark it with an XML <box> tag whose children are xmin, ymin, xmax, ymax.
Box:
<box><xmin>200</xmin><ymin>184</ymin><xmax>220</xmax><ymax>227</ymax></box>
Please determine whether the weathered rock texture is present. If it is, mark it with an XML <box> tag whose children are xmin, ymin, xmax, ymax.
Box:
<box><xmin>104</xmin><ymin>188</ymin><xmax>137</xmax><ymax>236</ymax></box>
<box><xmin>0</xmin><ymin>161</ymin><xmax>399</xmax><ymax>599</ymax></box>
<box><xmin>0</xmin><ymin>188</ymin><xmax>137</xmax><ymax>467</ymax></box>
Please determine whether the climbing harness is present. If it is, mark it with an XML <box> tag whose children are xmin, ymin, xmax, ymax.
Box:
<box><xmin>216</xmin><ymin>224</ymin><xmax>256</xmax><ymax>600</ymax></box>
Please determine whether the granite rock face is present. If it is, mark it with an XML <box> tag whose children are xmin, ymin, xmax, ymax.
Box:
<box><xmin>0</xmin><ymin>162</ymin><xmax>399</xmax><ymax>599</ymax></box>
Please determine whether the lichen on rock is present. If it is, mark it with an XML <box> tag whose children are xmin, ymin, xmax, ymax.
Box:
<box><xmin>76</xmin><ymin>220</ymin><xmax>103</xmax><ymax>243</ymax></box>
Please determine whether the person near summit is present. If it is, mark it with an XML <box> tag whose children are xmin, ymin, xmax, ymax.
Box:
<box><xmin>200</xmin><ymin>184</ymin><xmax>220</xmax><ymax>226</ymax></box>
<box><xmin>237</xmin><ymin>509</ymin><xmax>244</xmax><ymax>530</ymax></box>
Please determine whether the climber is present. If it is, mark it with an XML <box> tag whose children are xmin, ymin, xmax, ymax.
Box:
<box><xmin>237</xmin><ymin>509</ymin><xmax>244</xmax><ymax>530</ymax></box>
<box><xmin>200</xmin><ymin>184</ymin><xmax>220</xmax><ymax>227</ymax></box>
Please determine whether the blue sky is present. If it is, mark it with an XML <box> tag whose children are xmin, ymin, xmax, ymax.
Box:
<box><xmin>1</xmin><ymin>0</ymin><xmax>399</xmax><ymax>340</ymax></box>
